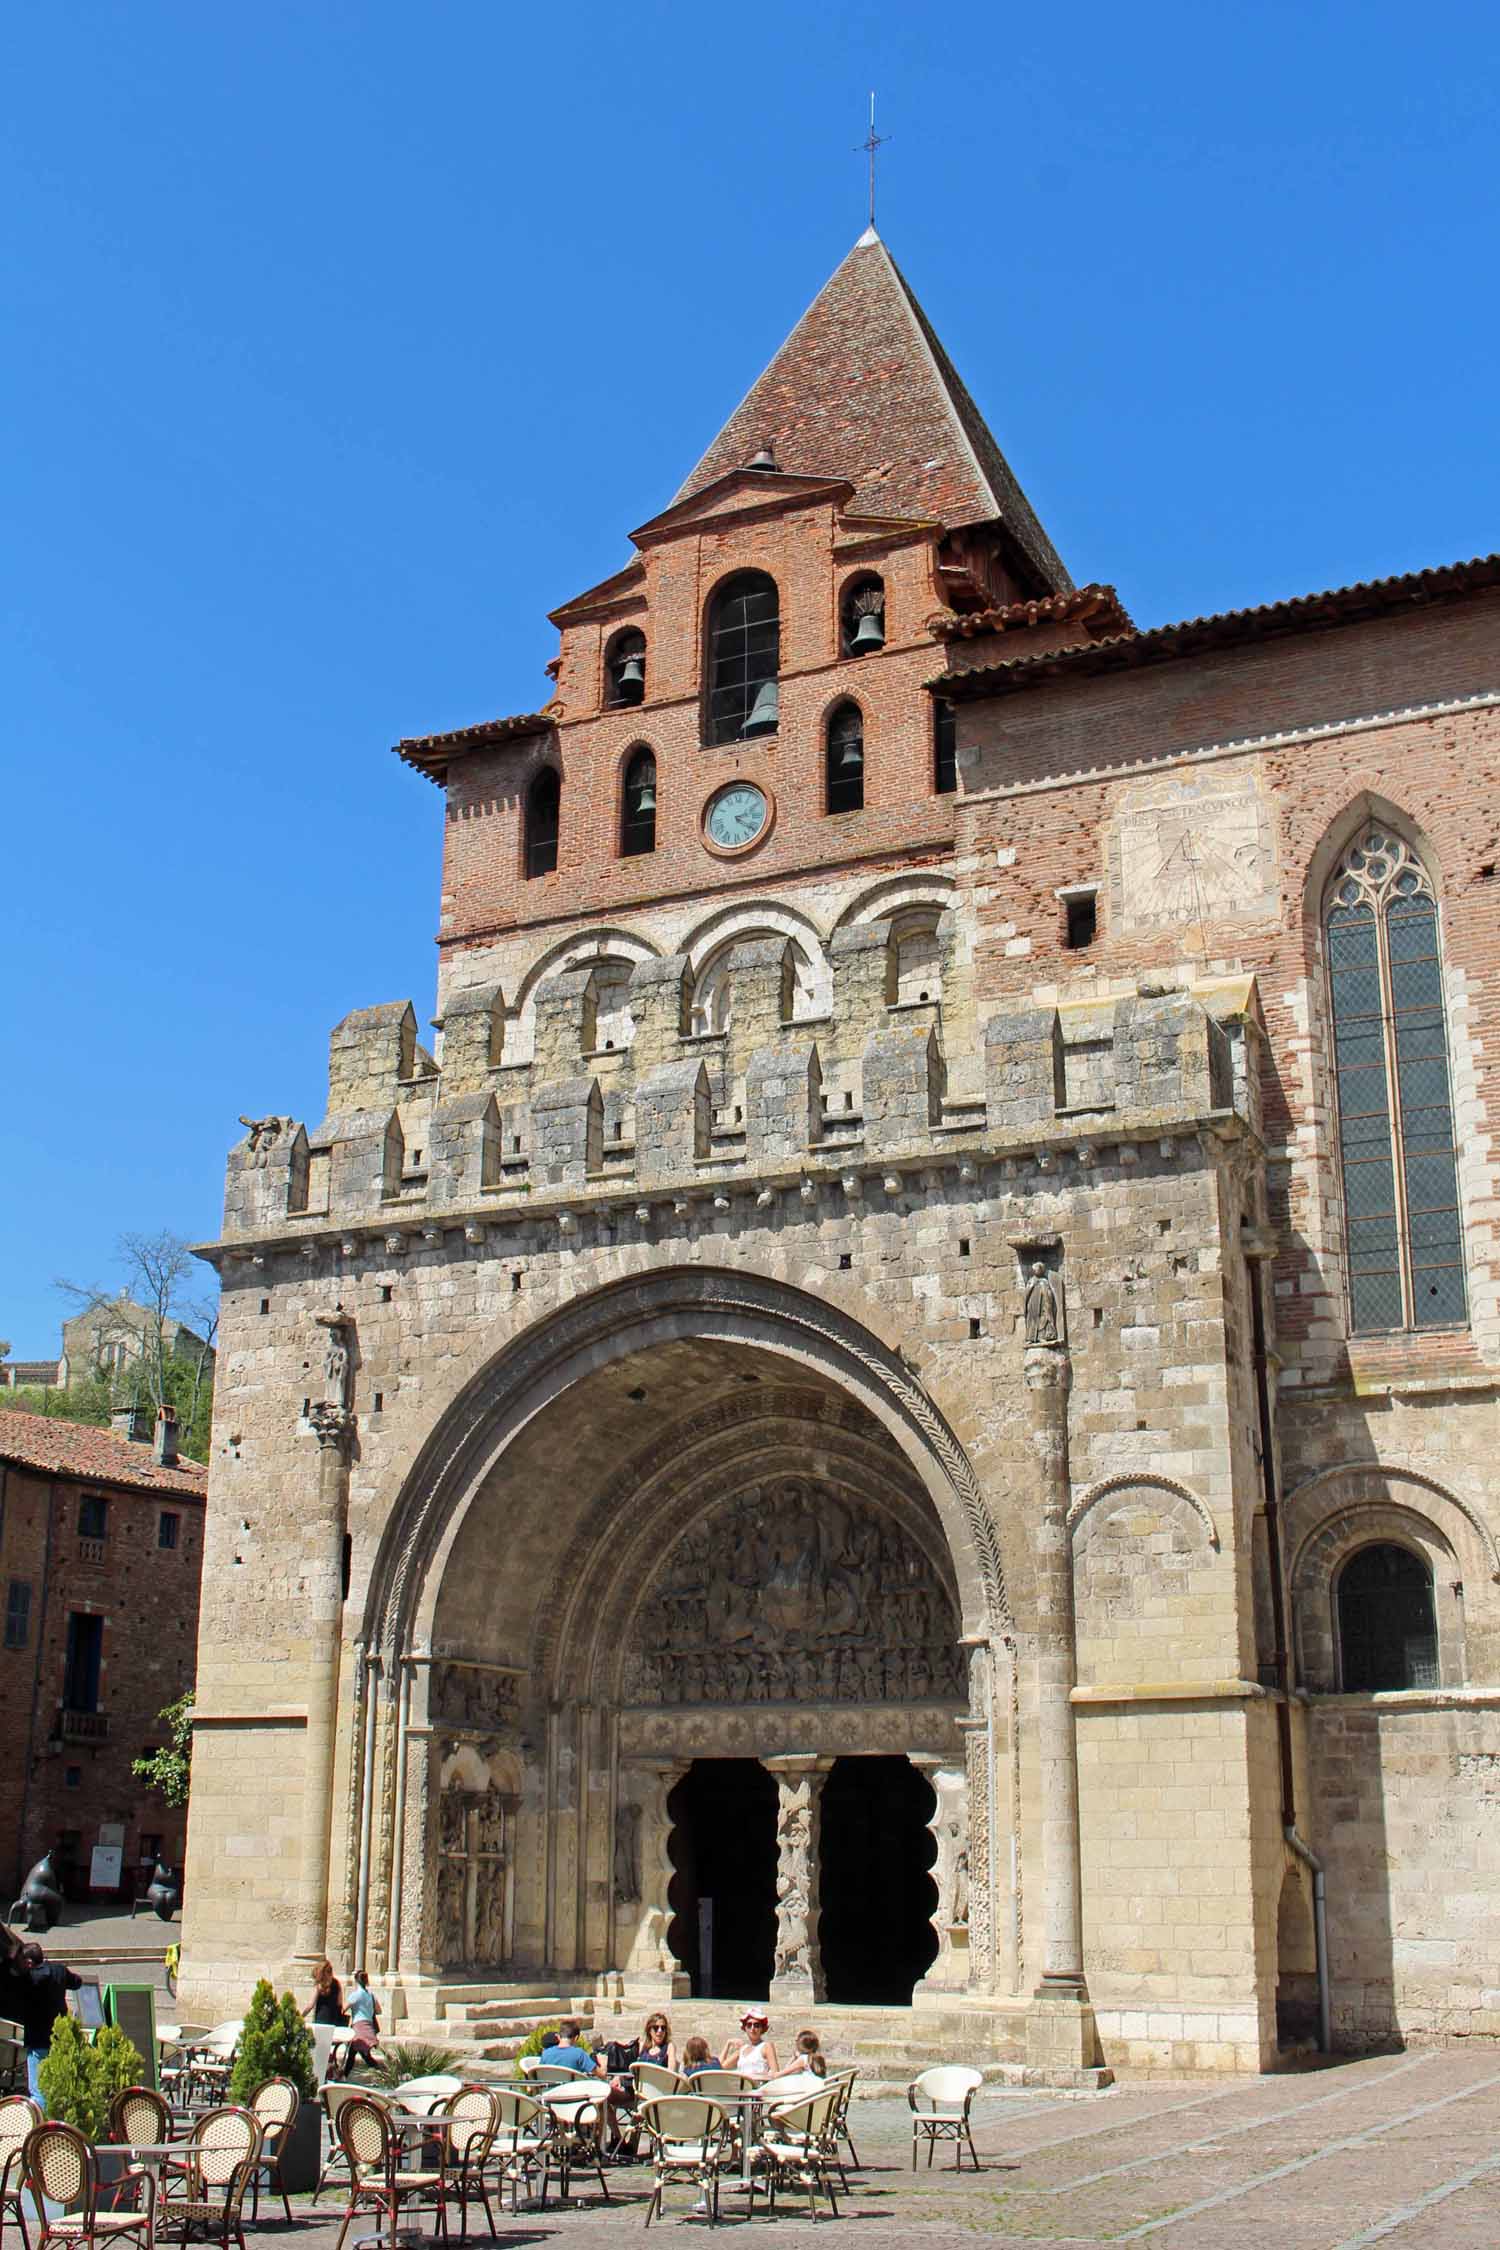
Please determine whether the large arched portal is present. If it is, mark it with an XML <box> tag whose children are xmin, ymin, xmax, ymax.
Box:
<box><xmin>358</xmin><ymin>1271</ymin><xmax>1001</xmax><ymax>2010</ymax></box>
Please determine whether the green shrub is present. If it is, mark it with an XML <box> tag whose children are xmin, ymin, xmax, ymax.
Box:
<box><xmin>36</xmin><ymin>2015</ymin><xmax>145</xmax><ymax>2139</ymax></box>
<box><xmin>516</xmin><ymin>2020</ymin><xmax>596</xmax><ymax>2061</ymax></box>
<box><xmin>228</xmin><ymin>1979</ymin><xmax>317</xmax><ymax>2105</ymax></box>
<box><xmin>370</xmin><ymin>2040</ymin><xmax>464</xmax><ymax>2088</ymax></box>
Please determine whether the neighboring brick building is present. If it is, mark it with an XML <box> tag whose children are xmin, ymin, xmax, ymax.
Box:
<box><xmin>181</xmin><ymin>227</ymin><xmax>1500</xmax><ymax>2078</ymax></box>
<box><xmin>0</xmin><ymin>1410</ymin><xmax>206</xmax><ymax>1901</ymax></box>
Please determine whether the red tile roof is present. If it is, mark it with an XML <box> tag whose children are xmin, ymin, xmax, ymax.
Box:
<box><xmin>929</xmin><ymin>584</ymin><xmax>1133</xmax><ymax>641</ymax></box>
<box><xmin>672</xmin><ymin>229</ymin><xmax>1071</xmax><ymax>591</ymax></box>
<box><xmin>394</xmin><ymin>710</ymin><xmax>554</xmax><ymax>783</ymax></box>
<box><xmin>0</xmin><ymin>1411</ymin><xmax>208</xmax><ymax>1497</ymax></box>
<box><xmin>931</xmin><ymin>553</ymin><xmax>1500</xmax><ymax>700</ymax></box>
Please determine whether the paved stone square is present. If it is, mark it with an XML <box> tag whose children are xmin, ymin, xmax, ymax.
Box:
<box><xmin>265</xmin><ymin>2050</ymin><xmax>1500</xmax><ymax>2246</ymax></box>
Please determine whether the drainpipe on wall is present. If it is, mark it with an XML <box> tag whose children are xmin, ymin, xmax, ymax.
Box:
<box><xmin>1243</xmin><ymin>1218</ymin><xmax>1332</xmax><ymax>2053</ymax></box>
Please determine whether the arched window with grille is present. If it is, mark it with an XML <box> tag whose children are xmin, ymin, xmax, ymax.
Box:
<box><xmin>1337</xmin><ymin>1541</ymin><xmax>1438</xmax><ymax>1691</ymax></box>
<box><xmin>620</xmin><ymin>748</ymin><xmax>657</xmax><ymax>858</ymax></box>
<box><xmin>826</xmin><ymin>702</ymin><xmax>864</xmax><ymax>815</ymax></box>
<box><xmin>1324</xmin><ymin>824</ymin><xmax>1465</xmax><ymax>1333</ymax></box>
<box><xmin>706</xmin><ymin>572</ymin><xmax>779</xmax><ymax>744</ymax></box>
<box><xmin>524</xmin><ymin>766</ymin><xmax>560</xmax><ymax>879</ymax></box>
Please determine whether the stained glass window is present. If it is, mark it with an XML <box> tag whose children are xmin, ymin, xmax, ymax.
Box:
<box><xmin>1325</xmin><ymin>826</ymin><xmax>1465</xmax><ymax>1333</ymax></box>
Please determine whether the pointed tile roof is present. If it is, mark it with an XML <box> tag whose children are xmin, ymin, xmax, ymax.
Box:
<box><xmin>674</xmin><ymin>228</ymin><xmax>1070</xmax><ymax>592</ymax></box>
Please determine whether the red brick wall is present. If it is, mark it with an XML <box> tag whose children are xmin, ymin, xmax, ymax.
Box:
<box><xmin>0</xmin><ymin>1465</ymin><xmax>203</xmax><ymax>1897</ymax></box>
<box><xmin>437</xmin><ymin>496</ymin><xmax>965</xmax><ymax>955</ymax></box>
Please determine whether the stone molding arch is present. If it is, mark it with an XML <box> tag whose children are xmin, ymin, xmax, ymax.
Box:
<box><xmin>1285</xmin><ymin>1461</ymin><xmax>1500</xmax><ymax>1588</ymax></box>
<box><xmin>1290</xmin><ymin>1498</ymin><xmax>1462</xmax><ymax>1693</ymax></box>
<box><xmin>506</xmin><ymin>927</ymin><xmax>661</xmax><ymax>1061</ymax></box>
<box><xmin>363</xmin><ymin>1266</ymin><xmax>1010</xmax><ymax>1663</ymax></box>
<box><xmin>833</xmin><ymin>872</ymin><xmax>956</xmax><ymax>930</ymax></box>
<box><xmin>1068</xmin><ymin>1472</ymin><xmax>1220</xmax><ymax>1552</ymax></box>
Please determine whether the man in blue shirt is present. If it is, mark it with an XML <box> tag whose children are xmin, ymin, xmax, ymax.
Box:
<box><xmin>546</xmin><ymin>2019</ymin><xmax>602</xmax><ymax>2078</ymax></box>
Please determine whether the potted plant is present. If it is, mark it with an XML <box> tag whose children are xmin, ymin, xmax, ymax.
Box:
<box><xmin>36</xmin><ymin>2018</ymin><xmax>145</xmax><ymax>2196</ymax></box>
<box><xmin>228</xmin><ymin>1980</ymin><xmax>321</xmax><ymax>2194</ymax></box>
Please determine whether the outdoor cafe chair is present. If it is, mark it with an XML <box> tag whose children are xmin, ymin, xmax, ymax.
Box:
<box><xmin>331</xmin><ymin>2093</ymin><xmax>448</xmax><ymax>2250</ymax></box>
<box><xmin>636</xmin><ymin>2096</ymin><xmax>729</xmax><ymax>2229</ymax></box>
<box><xmin>2</xmin><ymin>2098</ymin><xmax>42</xmax><ymax>2250</ymax></box>
<box><xmin>756</xmin><ymin>2085</ymin><xmax>844</xmax><ymax>2222</ymax></box>
<box><xmin>484</xmin><ymin>2091</ymin><xmax>546</xmax><ymax>2214</ymax></box>
<box><xmin>105</xmin><ymin>2090</ymin><xmax>180</xmax><ymax>2214</ymax></box>
<box><xmin>907</xmin><ymin>2065</ymin><xmax>983</xmax><ymax>2172</ymax></box>
<box><xmin>535</xmin><ymin>2084</ymin><xmax>609</xmax><ymax>2208</ymax></box>
<box><xmin>0</xmin><ymin>2026</ymin><xmax>25</xmax><ymax>2101</ymax></box>
<box><xmin>314</xmin><ymin>2084</ymin><xmax>392</xmax><ymax>2199</ymax></box>
<box><xmin>156</xmin><ymin>2107</ymin><xmax>262</xmax><ymax>2250</ymax></box>
<box><xmin>246</xmin><ymin>2080</ymin><xmax>300</xmax><ymax>2224</ymax></box>
<box><xmin>829</xmin><ymin>2072</ymin><xmax>860</xmax><ymax>2173</ymax></box>
<box><xmin>630</xmin><ymin>2062</ymin><xmax>685</xmax><ymax>2101</ymax></box>
<box><xmin>438</xmin><ymin>2090</ymin><xmax>497</xmax><ymax>2241</ymax></box>
<box><xmin>21</xmin><ymin>2122</ymin><xmax>155</xmax><ymax>2250</ymax></box>
<box><xmin>679</xmin><ymin>2069</ymin><xmax>753</xmax><ymax>2101</ymax></box>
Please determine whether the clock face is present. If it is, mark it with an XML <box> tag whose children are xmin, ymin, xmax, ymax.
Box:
<box><xmin>704</xmin><ymin>781</ymin><xmax>769</xmax><ymax>851</ymax></box>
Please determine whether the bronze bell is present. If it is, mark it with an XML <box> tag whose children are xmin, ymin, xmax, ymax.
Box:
<box><xmin>633</xmin><ymin>774</ymin><xmax>656</xmax><ymax>815</ymax></box>
<box><xmin>741</xmin><ymin>679</ymin><xmax>780</xmax><ymax>736</ymax></box>
<box><xmin>834</xmin><ymin>735</ymin><xmax>864</xmax><ymax>773</ymax></box>
<box><xmin>616</xmin><ymin>652</ymin><xmax>645</xmax><ymax>701</ymax></box>
<box><xmin>849</xmin><ymin>606</ymin><xmax>885</xmax><ymax>653</ymax></box>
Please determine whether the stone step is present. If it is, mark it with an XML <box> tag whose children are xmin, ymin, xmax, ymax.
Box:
<box><xmin>430</xmin><ymin>1982</ymin><xmax>563</xmax><ymax>2008</ymax></box>
<box><xmin>441</xmin><ymin>2001</ymin><xmax>569</xmax><ymax>2026</ymax></box>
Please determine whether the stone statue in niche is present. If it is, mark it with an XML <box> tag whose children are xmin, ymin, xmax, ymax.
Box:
<box><xmin>238</xmin><ymin>1115</ymin><xmax>291</xmax><ymax>1167</ymax></box>
<box><xmin>624</xmin><ymin>1484</ymin><xmax>965</xmax><ymax>1708</ymax></box>
<box><xmin>1023</xmin><ymin>1261</ymin><xmax>1061</xmax><ymax>1346</ymax></box>
<box><xmin>950</xmin><ymin>1843</ymin><xmax>970</xmax><ymax>1928</ymax></box>
<box><xmin>322</xmin><ymin>1324</ymin><xmax>351</xmax><ymax>1408</ymax></box>
<box><xmin>613</xmin><ymin>1802</ymin><xmax>641</xmax><ymax>1905</ymax></box>
<box><xmin>435</xmin><ymin>1787</ymin><xmax>469</xmax><ymax>1964</ymax></box>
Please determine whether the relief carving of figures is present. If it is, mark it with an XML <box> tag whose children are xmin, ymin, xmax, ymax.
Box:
<box><xmin>1023</xmin><ymin>1261</ymin><xmax>1061</xmax><ymax>1347</ymax></box>
<box><xmin>613</xmin><ymin>1802</ymin><xmax>642</xmax><ymax>1905</ymax></box>
<box><xmin>950</xmin><ymin>1840</ymin><xmax>970</xmax><ymax>1927</ymax></box>
<box><xmin>435</xmin><ymin>1788</ymin><xmax>469</xmax><ymax>1964</ymax></box>
<box><xmin>433</xmin><ymin>1665</ymin><xmax>521</xmax><ymax>1735</ymax></box>
<box><xmin>627</xmin><ymin>1484</ymin><xmax>964</xmax><ymax>1709</ymax></box>
<box><xmin>772</xmin><ymin>1773</ymin><xmax>821</xmax><ymax>1988</ymax></box>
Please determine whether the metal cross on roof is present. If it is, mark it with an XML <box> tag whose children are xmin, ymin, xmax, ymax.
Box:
<box><xmin>856</xmin><ymin>92</ymin><xmax>890</xmax><ymax>230</ymax></box>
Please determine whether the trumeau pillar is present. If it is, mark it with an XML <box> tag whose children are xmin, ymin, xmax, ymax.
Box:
<box><xmin>912</xmin><ymin>1758</ymin><xmax>969</xmax><ymax>1995</ymax></box>
<box><xmin>293</xmin><ymin>1312</ymin><xmax>354</xmax><ymax>1969</ymax></box>
<box><xmin>617</xmin><ymin>1760</ymin><xmax>690</xmax><ymax>1999</ymax></box>
<box><xmin>767</xmin><ymin>1756</ymin><xmax>831</xmax><ymax>2008</ymax></box>
<box><xmin>1020</xmin><ymin>1258</ymin><xmax>1106</xmax><ymax>2078</ymax></box>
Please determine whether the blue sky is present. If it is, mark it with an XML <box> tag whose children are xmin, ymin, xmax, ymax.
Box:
<box><xmin>3</xmin><ymin>2</ymin><xmax>1497</xmax><ymax>1352</ymax></box>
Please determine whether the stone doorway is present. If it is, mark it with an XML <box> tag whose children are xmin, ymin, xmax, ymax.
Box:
<box><xmin>818</xmin><ymin>1755</ymin><xmax>939</xmax><ymax>2004</ymax></box>
<box><xmin>667</xmin><ymin>1758</ymin><xmax>777</xmax><ymax>1998</ymax></box>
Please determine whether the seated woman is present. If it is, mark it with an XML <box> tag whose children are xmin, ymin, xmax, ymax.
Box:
<box><xmin>720</xmin><ymin>2010</ymin><xmax>779</xmax><ymax>2080</ymax></box>
<box><xmin>603</xmin><ymin>2013</ymin><xmax>675</xmax><ymax>2158</ymax></box>
<box><xmin>680</xmin><ymin>2034</ymin><xmax>721</xmax><ymax>2076</ymax></box>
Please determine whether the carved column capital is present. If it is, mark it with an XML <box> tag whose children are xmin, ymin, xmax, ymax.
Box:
<box><xmin>1023</xmin><ymin>1342</ymin><xmax>1072</xmax><ymax>1396</ymax></box>
<box><xmin>309</xmin><ymin>1401</ymin><xmax>354</xmax><ymax>1454</ymax></box>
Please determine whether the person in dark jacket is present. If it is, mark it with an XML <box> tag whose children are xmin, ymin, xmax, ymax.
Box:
<box><xmin>19</xmin><ymin>1941</ymin><xmax>82</xmax><ymax>2104</ymax></box>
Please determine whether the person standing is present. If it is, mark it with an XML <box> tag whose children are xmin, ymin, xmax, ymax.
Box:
<box><xmin>342</xmin><ymin>1969</ymin><xmax>381</xmax><ymax>2071</ymax></box>
<box><xmin>19</xmin><ymin>1941</ymin><xmax>82</xmax><ymax>2104</ymax></box>
<box><xmin>303</xmin><ymin>1958</ymin><xmax>347</xmax><ymax>2026</ymax></box>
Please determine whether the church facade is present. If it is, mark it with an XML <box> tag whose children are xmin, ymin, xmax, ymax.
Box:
<box><xmin>182</xmin><ymin>230</ymin><xmax>1500</xmax><ymax>2076</ymax></box>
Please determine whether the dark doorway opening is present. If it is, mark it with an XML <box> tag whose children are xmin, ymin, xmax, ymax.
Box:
<box><xmin>668</xmin><ymin>1759</ymin><xmax>777</xmax><ymax>1999</ymax></box>
<box><xmin>818</xmin><ymin>1756</ymin><xmax>938</xmax><ymax>2004</ymax></box>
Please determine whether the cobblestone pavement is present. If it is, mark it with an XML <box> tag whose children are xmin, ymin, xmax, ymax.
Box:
<box><xmin>264</xmin><ymin>2049</ymin><xmax>1500</xmax><ymax>2246</ymax></box>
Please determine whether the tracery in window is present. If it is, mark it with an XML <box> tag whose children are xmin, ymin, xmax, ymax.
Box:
<box><xmin>826</xmin><ymin>702</ymin><xmax>864</xmax><ymax>815</ymax></box>
<box><xmin>1324</xmin><ymin>825</ymin><xmax>1464</xmax><ymax>1333</ymax></box>
<box><xmin>1336</xmin><ymin>1541</ymin><xmax>1438</xmax><ymax>1691</ymax></box>
<box><xmin>706</xmin><ymin>572</ymin><xmax>779</xmax><ymax>744</ymax></box>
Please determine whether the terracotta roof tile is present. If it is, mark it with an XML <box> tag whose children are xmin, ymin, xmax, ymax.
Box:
<box><xmin>673</xmin><ymin>229</ymin><xmax>1070</xmax><ymax>591</ymax></box>
<box><xmin>929</xmin><ymin>584</ymin><xmax>1133</xmax><ymax>641</ymax></box>
<box><xmin>0</xmin><ymin>1410</ymin><xmax>208</xmax><ymax>1496</ymax></box>
<box><xmin>394</xmin><ymin>711</ymin><xmax>554</xmax><ymax>783</ymax></box>
<box><xmin>931</xmin><ymin>553</ymin><xmax>1500</xmax><ymax>700</ymax></box>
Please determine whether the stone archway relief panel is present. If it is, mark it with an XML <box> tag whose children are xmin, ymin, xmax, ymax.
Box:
<box><xmin>621</xmin><ymin>1477</ymin><xmax>967</xmax><ymax>1711</ymax></box>
<box><xmin>370</xmin><ymin>1268</ymin><xmax>1009</xmax><ymax>1658</ymax></box>
<box><xmin>1285</xmin><ymin>1463</ymin><xmax>1500</xmax><ymax>1586</ymax></box>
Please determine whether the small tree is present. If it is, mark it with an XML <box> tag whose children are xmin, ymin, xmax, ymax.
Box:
<box><xmin>37</xmin><ymin>2015</ymin><xmax>145</xmax><ymax>2139</ymax></box>
<box><xmin>516</xmin><ymin>2020</ymin><xmax>596</xmax><ymax>2060</ymax></box>
<box><xmin>229</xmin><ymin>1980</ymin><xmax>317</xmax><ymax>2105</ymax></box>
<box><xmin>132</xmin><ymin>1691</ymin><xmax>194</xmax><ymax>1811</ymax></box>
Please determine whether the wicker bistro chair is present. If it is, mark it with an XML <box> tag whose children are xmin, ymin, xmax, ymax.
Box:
<box><xmin>907</xmin><ymin>2066</ymin><xmax>983</xmax><ymax>2173</ymax></box>
<box><xmin>535</xmin><ymin>2087</ymin><xmax>609</xmax><ymax>2209</ymax></box>
<box><xmin>156</xmin><ymin>2108</ymin><xmax>262</xmax><ymax>2250</ymax></box>
<box><xmin>636</xmin><ymin>2097</ymin><xmax>730</xmax><ymax>2229</ymax></box>
<box><xmin>331</xmin><ymin>2094</ymin><xmax>448</xmax><ymax>2250</ymax></box>
<box><xmin>484</xmin><ymin>2092</ymin><xmax>547</xmax><ymax>2216</ymax></box>
<box><xmin>756</xmin><ymin>2086</ymin><xmax>844</xmax><ymax>2222</ymax></box>
<box><xmin>21</xmin><ymin>2123</ymin><xmax>155</xmax><ymax>2250</ymax></box>
<box><xmin>246</xmin><ymin>2080</ymin><xmax>300</xmax><ymax>2224</ymax></box>
<box><xmin>2</xmin><ymin>2098</ymin><xmax>42</xmax><ymax>2250</ymax></box>
<box><xmin>0</xmin><ymin>2025</ymin><xmax>25</xmax><ymax>2100</ymax></box>
<box><xmin>314</xmin><ymin>2084</ymin><xmax>394</xmax><ymax>2200</ymax></box>
<box><xmin>437</xmin><ymin>2091</ymin><xmax>497</xmax><ymax>2241</ymax></box>
<box><xmin>629</xmin><ymin>2063</ymin><xmax>686</xmax><ymax>2102</ymax></box>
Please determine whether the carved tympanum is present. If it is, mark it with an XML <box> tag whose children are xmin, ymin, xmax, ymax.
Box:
<box><xmin>433</xmin><ymin>1665</ymin><xmax>521</xmax><ymax>1734</ymax></box>
<box><xmin>624</xmin><ymin>1481</ymin><xmax>964</xmax><ymax>1706</ymax></box>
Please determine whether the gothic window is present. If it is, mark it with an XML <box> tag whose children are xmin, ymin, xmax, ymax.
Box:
<box><xmin>1337</xmin><ymin>1541</ymin><xmax>1438</xmax><ymax>1691</ymax></box>
<box><xmin>605</xmin><ymin>628</ymin><xmax>646</xmax><ymax>708</ymax></box>
<box><xmin>1324</xmin><ymin>825</ymin><xmax>1465</xmax><ymax>1333</ymax></box>
<box><xmin>826</xmin><ymin>702</ymin><xmax>865</xmax><ymax>815</ymax></box>
<box><xmin>841</xmin><ymin>574</ymin><xmax>885</xmax><ymax>656</ymax></box>
<box><xmin>620</xmin><ymin>748</ymin><xmax>657</xmax><ymax>858</ymax></box>
<box><xmin>706</xmin><ymin>572</ymin><xmax>779</xmax><ymax>744</ymax></box>
<box><xmin>932</xmin><ymin>698</ymin><xmax>957</xmax><ymax>795</ymax></box>
<box><xmin>524</xmin><ymin>766</ymin><xmax>560</xmax><ymax>879</ymax></box>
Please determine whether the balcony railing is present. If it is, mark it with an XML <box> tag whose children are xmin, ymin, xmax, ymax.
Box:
<box><xmin>59</xmin><ymin>1709</ymin><xmax>108</xmax><ymax>1743</ymax></box>
<box><xmin>77</xmin><ymin>1538</ymin><xmax>106</xmax><ymax>1564</ymax></box>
